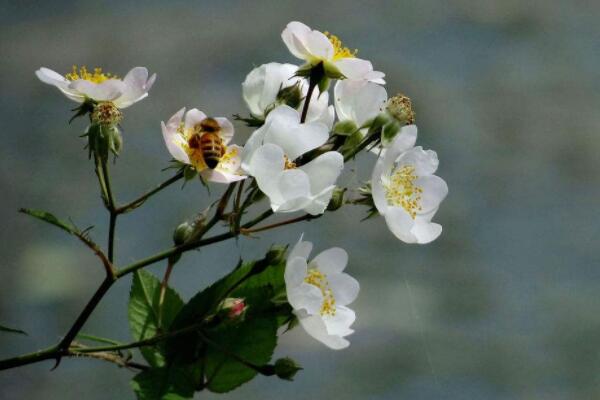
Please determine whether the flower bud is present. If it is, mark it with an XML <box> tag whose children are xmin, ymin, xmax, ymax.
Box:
<box><xmin>173</xmin><ymin>221</ymin><xmax>195</xmax><ymax>245</ymax></box>
<box><xmin>276</xmin><ymin>83</ymin><xmax>303</xmax><ymax>110</ymax></box>
<box><xmin>381</xmin><ymin>120</ymin><xmax>401</xmax><ymax>147</ymax></box>
<box><xmin>91</xmin><ymin>102</ymin><xmax>123</xmax><ymax>126</ymax></box>
<box><xmin>327</xmin><ymin>187</ymin><xmax>346</xmax><ymax>211</ymax></box>
<box><xmin>274</xmin><ymin>357</ymin><xmax>302</xmax><ymax>381</ymax></box>
<box><xmin>218</xmin><ymin>297</ymin><xmax>247</xmax><ymax>321</ymax></box>
<box><xmin>333</xmin><ymin>120</ymin><xmax>358</xmax><ymax>136</ymax></box>
<box><xmin>386</xmin><ymin>94</ymin><xmax>415</xmax><ymax>125</ymax></box>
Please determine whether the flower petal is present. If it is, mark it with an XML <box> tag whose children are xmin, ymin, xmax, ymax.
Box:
<box><xmin>214</xmin><ymin>117</ymin><xmax>234</xmax><ymax>144</ymax></box>
<box><xmin>327</xmin><ymin>273</ymin><xmax>359</xmax><ymax>307</ymax></box>
<box><xmin>288</xmin><ymin>282</ymin><xmax>323</xmax><ymax>315</ymax></box>
<box><xmin>184</xmin><ymin>109</ymin><xmax>207</xmax><ymax>130</ymax></box>
<box><xmin>334</xmin><ymin>80</ymin><xmax>387</xmax><ymax>127</ymax></box>
<box><xmin>384</xmin><ymin>207</ymin><xmax>417</xmax><ymax>244</ymax></box>
<box><xmin>161</xmin><ymin>108</ymin><xmax>189</xmax><ymax>164</ymax></box>
<box><xmin>299</xmin><ymin>151</ymin><xmax>344</xmax><ymax>195</ymax></box>
<box><xmin>288</xmin><ymin>236</ymin><xmax>313</xmax><ymax>263</ymax></box>
<box><xmin>323</xmin><ymin>305</ymin><xmax>355</xmax><ymax>336</ymax></box>
<box><xmin>68</xmin><ymin>79</ymin><xmax>125</xmax><ymax>101</ymax></box>
<box><xmin>264</xmin><ymin>106</ymin><xmax>329</xmax><ymax>160</ymax></box>
<box><xmin>415</xmin><ymin>175</ymin><xmax>448</xmax><ymax>214</ymax></box>
<box><xmin>282</xmin><ymin>21</ymin><xmax>313</xmax><ymax>60</ymax></box>
<box><xmin>335</xmin><ymin>58</ymin><xmax>374</xmax><ymax>81</ymax></box>
<box><xmin>411</xmin><ymin>219</ymin><xmax>442</xmax><ymax>244</ymax></box>
<box><xmin>295</xmin><ymin>310</ymin><xmax>350</xmax><ymax>350</ymax></box>
<box><xmin>310</xmin><ymin>247</ymin><xmax>348</xmax><ymax>275</ymax></box>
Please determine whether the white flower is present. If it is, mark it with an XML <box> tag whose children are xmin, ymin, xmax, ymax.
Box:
<box><xmin>35</xmin><ymin>65</ymin><xmax>156</xmax><ymax>108</ymax></box>
<box><xmin>281</xmin><ymin>21</ymin><xmax>385</xmax><ymax>84</ymax></box>
<box><xmin>242</xmin><ymin>62</ymin><xmax>334</xmax><ymax>128</ymax></box>
<box><xmin>371</xmin><ymin>127</ymin><xmax>448</xmax><ymax>244</ymax></box>
<box><xmin>161</xmin><ymin>108</ymin><xmax>246</xmax><ymax>184</ymax></box>
<box><xmin>334</xmin><ymin>80</ymin><xmax>388</xmax><ymax>130</ymax></box>
<box><xmin>285</xmin><ymin>237</ymin><xmax>359</xmax><ymax>350</ymax></box>
<box><xmin>242</xmin><ymin>105</ymin><xmax>343</xmax><ymax>215</ymax></box>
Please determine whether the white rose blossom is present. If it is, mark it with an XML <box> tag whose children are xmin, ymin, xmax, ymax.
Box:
<box><xmin>161</xmin><ymin>108</ymin><xmax>246</xmax><ymax>184</ymax></box>
<box><xmin>285</xmin><ymin>237</ymin><xmax>359</xmax><ymax>350</ymax></box>
<box><xmin>371</xmin><ymin>127</ymin><xmax>448</xmax><ymax>244</ymax></box>
<box><xmin>35</xmin><ymin>66</ymin><xmax>156</xmax><ymax>109</ymax></box>
<box><xmin>281</xmin><ymin>21</ymin><xmax>385</xmax><ymax>84</ymax></box>
<box><xmin>242</xmin><ymin>105</ymin><xmax>343</xmax><ymax>215</ymax></box>
<box><xmin>334</xmin><ymin>79</ymin><xmax>388</xmax><ymax>131</ymax></box>
<box><xmin>242</xmin><ymin>62</ymin><xmax>334</xmax><ymax>128</ymax></box>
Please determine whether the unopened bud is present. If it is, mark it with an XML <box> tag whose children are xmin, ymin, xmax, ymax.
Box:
<box><xmin>333</xmin><ymin>120</ymin><xmax>358</xmax><ymax>136</ymax></box>
<box><xmin>91</xmin><ymin>102</ymin><xmax>123</xmax><ymax>126</ymax></box>
<box><xmin>173</xmin><ymin>221</ymin><xmax>195</xmax><ymax>245</ymax></box>
<box><xmin>386</xmin><ymin>94</ymin><xmax>415</xmax><ymax>125</ymax></box>
<box><xmin>276</xmin><ymin>83</ymin><xmax>303</xmax><ymax>110</ymax></box>
<box><xmin>274</xmin><ymin>357</ymin><xmax>302</xmax><ymax>381</ymax></box>
<box><xmin>219</xmin><ymin>297</ymin><xmax>247</xmax><ymax>321</ymax></box>
<box><xmin>327</xmin><ymin>187</ymin><xmax>346</xmax><ymax>211</ymax></box>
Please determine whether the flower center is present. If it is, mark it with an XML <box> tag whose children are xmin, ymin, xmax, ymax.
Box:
<box><xmin>304</xmin><ymin>269</ymin><xmax>336</xmax><ymax>316</ymax></box>
<box><xmin>65</xmin><ymin>65</ymin><xmax>115</xmax><ymax>83</ymax></box>
<box><xmin>284</xmin><ymin>155</ymin><xmax>297</xmax><ymax>170</ymax></box>
<box><xmin>383</xmin><ymin>165</ymin><xmax>423</xmax><ymax>219</ymax></box>
<box><xmin>324</xmin><ymin>32</ymin><xmax>357</xmax><ymax>60</ymax></box>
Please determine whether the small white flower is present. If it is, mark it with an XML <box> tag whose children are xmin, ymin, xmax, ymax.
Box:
<box><xmin>334</xmin><ymin>80</ymin><xmax>388</xmax><ymax>130</ymax></box>
<box><xmin>242</xmin><ymin>62</ymin><xmax>334</xmax><ymax>128</ymax></box>
<box><xmin>371</xmin><ymin>127</ymin><xmax>448</xmax><ymax>244</ymax></box>
<box><xmin>161</xmin><ymin>108</ymin><xmax>246</xmax><ymax>184</ymax></box>
<box><xmin>242</xmin><ymin>105</ymin><xmax>343</xmax><ymax>215</ymax></box>
<box><xmin>35</xmin><ymin>65</ymin><xmax>156</xmax><ymax>108</ymax></box>
<box><xmin>285</xmin><ymin>236</ymin><xmax>359</xmax><ymax>350</ymax></box>
<box><xmin>281</xmin><ymin>21</ymin><xmax>385</xmax><ymax>83</ymax></box>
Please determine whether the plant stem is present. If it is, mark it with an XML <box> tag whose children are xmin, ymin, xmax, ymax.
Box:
<box><xmin>55</xmin><ymin>277</ymin><xmax>115</xmax><ymax>357</ymax></box>
<box><xmin>241</xmin><ymin>213</ymin><xmax>318</xmax><ymax>235</ymax></box>
<box><xmin>116</xmin><ymin>170</ymin><xmax>185</xmax><ymax>214</ymax></box>
<box><xmin>115</xmin><ymin>209</ymin><xmax>274</xmax><ymax>278</ymax></box>
<box><xmin>0</xmin><ymin>346</ymin><xmax>59</xmax><ymax>371</ymax></box>
<box><xmin>300</xmin><ymin>63</ymin><xmax>324</xmax><ymax>124</ymax></box>
<box><xmin>157</xmin><ymin>259</ymin><xmax>175</xmax><ymax>328</ymax></box>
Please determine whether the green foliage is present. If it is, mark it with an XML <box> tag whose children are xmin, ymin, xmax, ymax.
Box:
<box><xmin>19</xmin><ymin>208</ymin><xmax>79</xmax><ymax>235</ymax></box>
<box><xmin>131</xmin><ymin>365</ymin><xmax>197</xmax><ymax>400</ymax></box>
<box><xmin>129</xmin><ymin>270</ymin><xmax>184</xmax><ymax>367</ymax></box>
<box><xmin>0</xmin><ymin>324</ymin><xmax>27</xmax><ymax>336</ymax></box>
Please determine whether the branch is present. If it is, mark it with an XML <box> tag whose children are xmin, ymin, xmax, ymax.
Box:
<box><xmin>115</xmin><ymin>170</ymin><xmax>185</xmax><ymax>214</ymax></box>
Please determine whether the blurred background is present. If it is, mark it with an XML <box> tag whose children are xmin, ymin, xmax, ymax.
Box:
<box><xmin>1</xmin><ymin>1</ymin><xmax>599</xmax><ymax>399</ymax></box>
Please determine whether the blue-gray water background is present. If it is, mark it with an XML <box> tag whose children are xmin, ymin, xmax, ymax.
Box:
<box><xmin>1</xmin><ymin>1</ymin><xmax>599</xmax><ymax>399</ymax></box>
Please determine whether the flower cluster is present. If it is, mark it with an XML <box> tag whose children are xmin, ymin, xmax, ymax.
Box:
<box><xmin>31</xmin><ymin>20</ymin><xmax>449</xmax><ymax>396</ymax></box>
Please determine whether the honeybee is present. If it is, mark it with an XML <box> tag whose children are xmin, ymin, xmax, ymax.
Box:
<box><xmin>188</xmin><ymin>118</ymin><xmax>225</xmax><ymax>169</ymax></box>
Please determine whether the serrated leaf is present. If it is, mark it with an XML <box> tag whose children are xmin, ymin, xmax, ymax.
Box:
<box><xmin>0</xmin><ymin>324</ymin><xmax>27</xmax><ymax>336</ymax></box>
<box><xmin>19</xmin><ymin>208</ymin><xmax>78</xmax><ymax>235</ymax></box>
<box><xmin>129</xmin><ymin>270</ymin><xmax>184</xmax><ymax>367</ymax></box>
<box><xmin>131</xmin><ymin>365</ymin><xmax>197</xmax><ymax>400</ymax></box>
<box><xmin>204</xmin><ymin>288</ymin><xmax>279</xmax><ymax>393</ymax></box>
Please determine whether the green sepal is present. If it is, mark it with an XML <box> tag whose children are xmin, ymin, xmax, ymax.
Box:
<box><xmin>333</xmin><ymin>120</ymin><xmax>359</xmax><ymax>136</ymax></box>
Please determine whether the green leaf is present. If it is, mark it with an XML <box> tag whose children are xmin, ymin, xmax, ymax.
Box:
<box><xmin>129</xmin><ymin>270</ymin><xmax>184</xmax><ymax>367</ymax></box>
<box><xmin>19</xmin><ymin>208</ymin><xmax>78</xmax><ymax>235</ymax></box>
<box><xmin>131</xmin><ymin>365</ymin><xmax>197</xmax><ymax>400</ymax></box>
<box><xmin>0</xmin><ymin>324</ymin><xmax>27</xmax><ymax>336</ymax></box>
<box><xmin>204</xmin><ymin>314</ymin><xmax>278</xmax><ymax>393</ymax></box>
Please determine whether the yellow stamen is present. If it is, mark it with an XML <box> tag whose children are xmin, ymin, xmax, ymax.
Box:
<box><xmin>383</xmin><ymin>165</ymin><xmax>423</xmax><ymax>219</ymax></box>
<box><xmin>304</xmin><ymin>269</ymin><xmax>336</xmax><ymax>316</ymax></box>
<box><xmin>284</xmin><ymin>155</ymin><xmax>297</xmax><ymax>170</ymax></box>
<box><xmin>65</xmin><ymin>65</ymin><xmax>116</xmax><ymax>83</ymax></box>
<box><xmin>324</xmin><ymin>31</ymin><xmax>357</xmax><ymax>60</ymax></box>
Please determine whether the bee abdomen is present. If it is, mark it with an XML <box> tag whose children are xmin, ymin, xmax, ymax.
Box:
<box><xmin>200</xmin><ymin>133</ymin><xmax>225</xmax><ymax>169</ymax></box>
